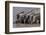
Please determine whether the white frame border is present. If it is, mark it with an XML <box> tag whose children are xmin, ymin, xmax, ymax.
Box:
<box><xmin>9</xmin><ymin>3</ymin><xmax>44</xmax><ymax>32</ymax></box>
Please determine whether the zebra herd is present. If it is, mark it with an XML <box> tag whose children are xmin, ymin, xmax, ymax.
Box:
<box><xmin>16</xmin><ymin>11</ymin><xmax>40</xmax><ymax>24</ymax></box>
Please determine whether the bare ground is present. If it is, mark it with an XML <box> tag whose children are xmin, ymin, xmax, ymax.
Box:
<box><xmin>13</xmin><ymin>23</ymin><xmax>40</xmax><ymax>28</ymax></box>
